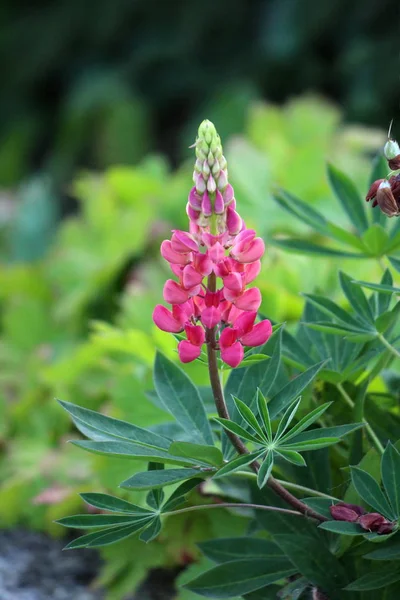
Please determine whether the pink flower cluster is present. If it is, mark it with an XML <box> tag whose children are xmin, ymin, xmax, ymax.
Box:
<box><xmin>153</xmin><ymin>120</ymin><xmax>272</xmax><ymax>368</ymax></box>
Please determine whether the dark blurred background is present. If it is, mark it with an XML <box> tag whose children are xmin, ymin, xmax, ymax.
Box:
<box><xmin>1</xmin><ymin>0</ymin><xmax>399</xmax><ymax>188</ymax></box>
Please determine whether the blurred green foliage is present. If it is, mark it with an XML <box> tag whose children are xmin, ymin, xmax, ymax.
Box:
<box><xmin>0</xmin><ymin>97</ymin><xmax>390</xmax><ymax>596</ymax></box>
<box><xmin>0</xmin><ymin>0</ymin><xmax>398</xmax><ymax>187</ymax></box>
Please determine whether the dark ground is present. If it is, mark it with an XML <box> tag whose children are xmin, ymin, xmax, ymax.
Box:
<box><xmin>0</xmin><ymin>530</ymin><xmax>176</xmax><ymax>600</ymax></box>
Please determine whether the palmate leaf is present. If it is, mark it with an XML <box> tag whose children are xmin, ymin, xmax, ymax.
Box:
<box><xmin>56</xmin><ymin>513</ymin><xmax>153</xmax><ymax>528</ymax></box>
<box><xmin>63</xmin><ymin>522</ymin><xmax>152</xmax><ymax>549</ymax></box>
<box><xmin>183</xmin><ymin>557</ymin><xmax>296</xmax><ymax>598</ymax></box>
<box><xmin>318</xmin><ymin>521</ymin><xmax>364</xmax><ymax>536</ymax></box>
<box><xmin>276</xmin><ymin>449</ymin><xmax>306</xmax><ymax>467</ymax></box>
<box><xmin>339</xmin><ymin>270</ymin><xmax>375</xmax><ymax>326</ymax></box>
<box><xmin>275</xmin><ymin>398</ymin><xmax>301</xmax><ymax>439</ymax></box>
<box><xmin>80</xmin><ymin>493</ymin><xmax>152</xmax><ymax>515</ymax></box>
<box><xmin>381</xmin><ymin>442</ymin><xmax>400</xmax><ymax>519</ymax></box>
<box><xmin>256</xmin><ymin>389</ymin><xmax>272</xmax><ymax>442</ymax></box>
<box><xmin>214</xmin><ymin>451</ymin><xmax>263</xmax><ymax>479</ymax></box>
<box><xmin>162</xmin><ymin>477</ymin><xmax>203</xmax><ymax>512</ymax></box>
<box><xmin>344</xmin><ymin>566</ymin><xmax>400</xmax><ymax>591</ymax></box>
<box><xmin>257</xmin><ymin>452</ymin><xmax>274</xmax><ymax>488</ymax></box>
<box><xmin>270</xmin><ymin>238</ymin><xmax>365</xmax><ymax>258</ymax></box>
<box><xmin>327</xmin><ymin>163</ymin><xmax>369</xmax><ymax>234</ymax></box>
<box><xmin>231</xmin><ymin>396</ymin><xmax>267</xmax><ymax>441</ymax></box>
<box><xmin>146</xmin><ymin>463</ymin><xmax>165</xmax><ymax>509</ymax></box>
<box><xmin>278</xmin><ymin>402</ymin><xmax>332</xmax><ymax>443</ymax></box>
<box><xmin>140</xmin><ymin>516</ymin><xmax>162</xmax><ymax>543</ymax></box>
<box><xmin>213</xmin><ymin>418</ymin><xmax>263</xmax><ymax>445</ymax></box>
<box><xmin>154</xmin><ymin>352</ymin><xmax>214</xmax><ymax>446</ymax></box>
<box><xmin>168</xmin><ymin>441</ymin><xmax>223</xmax><ymax>467</ymax></box>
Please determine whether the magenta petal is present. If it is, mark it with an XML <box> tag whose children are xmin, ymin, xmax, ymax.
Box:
<box><xmin>182</xmin><ymin>265</ymin><xmax>204</xmax><ymax>288</ymax></box>
<box><xmin>153</xmin><ymin>305</ymin><xmax>184</xmax><ymax>333</ymax></box>
<box><xmin>188</xmin><ymin>187</ymin><xmax>202</xmax><ymax>210</ymax></box>
<box><xmin>201</xmin><ymin>191</ymin><xmax>212</xmax><ymax>217</ymax></box>
<box><xmin>187</xmin><ymin>203</ymin><xmax>200</xmax><ymax>221</ymax></box>
<box><xmin>223</xmin><ymin>272</ymin><xmax>243</xmax><ymax>292</ymax></box>
<box><xmin>171</xmin><ymin>231</ymin><xmax>198</xmax><ymax>253</ymax></box>
<box><xmin>178</xmin><ymin>340</ymin><xmax>202</xmax><ymax>363</ymax></box>
<box><xmin>244</xmin><ymin>260</ymin><xmax>261</xmax><ymax>284</ymax></box>
<box><xmin>223</xmin><ymin>286</ymin><xmax>242</xmax><ymax>303</ymax></box>
<box><xmin>226</xmin><ymin>207</ymin><xmax>242</xmax><ymax>235</ymax></box>
<box><xmin>201</xmin><ymin>306</ymin><xmax>221</xmax><ymax>329</ymax></box>
<box><xmin>223</xmin><ymin>183</ymin><xmax>234</xmax><ymax>205</ymax></box>
<box><xmin>214</xmin><ymin>191</ymin><xmax>224</xmax><ymax>214</ymax></box>
<box><xmin>219</xmin><ymin>327</ymin><xmax>239</xmax><ymax>349</ymax></box>
<box><xmin>161</xmin><ymin>240</ymin><xmax>191</xmax><ymax>265</ymax></box>
<box><xmin>208</xmin><ymin>242</ymin><xmax>225</xmax><ymax>263</ymax></box>
<box><xmin>221</xmin><ymin>341</ymin><xmax>244</xmax><ymax>368</ymax></box>
<box><xmin>185</xmin><ymin>324</ymin><xmax>205</xmax><ymax>346</ymax></box>
<box><xmin>163</xmin><ymin>280</ymin><xmax>189</xmax><ymax>304</ymax></box>
<box><xmin>234</xmin><ymin>287</ymin><xmax>261</xmax><ymax>311</ymax></box>
<box><xmin>233</xmin><ymin>311</ymin><xmax>257</xmax><ymax>335</ymax></box>
<box><xmin>232</xmin><ymin>238</ymin><xmax>265</xmax><ymax>263</ymax></box>
<box><xmin>241</xmin><ymin>320</ymin><xmax>272</xmax><ymax>347</ymax></box>
<box><xmin>193</xmin><ymin>252</ymin><xmax>213</xmax><ymax>276</ymax></box>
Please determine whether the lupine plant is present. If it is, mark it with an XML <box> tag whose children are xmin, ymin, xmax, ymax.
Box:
<box><xmin>58</xmin><ymin>121</ymin><xmax>400</xmax><ymax>599</ymax></box>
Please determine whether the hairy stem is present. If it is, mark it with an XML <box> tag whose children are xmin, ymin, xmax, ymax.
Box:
<box><xmin>206</xmin><ymin>274</ymin><xmax>328</xmax><ymax>523</ymax></box>
<box><xmin>164</xmin><ymin>502</ymin><xmax>302</xmax><ymax>518</ymax></box>
<box><xmin>337</xmin><ymin>383</ymin><xmax>384</xmax><ymax>454</ymax></box>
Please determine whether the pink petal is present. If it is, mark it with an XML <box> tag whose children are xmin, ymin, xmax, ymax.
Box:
<box><xmin>153</xmin><ymin>305</ymin><xmax>184</xmax><ymax>332</ymax></box>
<box><xmin>244</xmin><ymin>260</ymin><xmax>261</xmax><ymax>284</ymax></box>
<box><xmin>163</xmin><ymin>280</ymin><xmax>189</xmax><ymax>304</ymax></box>
<box><xmin>241</xmin><ymin>320</ymin><xmax>272</xmax><ymax>347</ymax></box>
<box><xmin>170</xmin><ymin>263</ymin><xmax>184</xmax><ymax>278</ymax></box>
<box><xmin>187</xmin><ymin>284</ymin><xmax>202</xmax><ymax>298</ymax></box>
<box><xmin>208</xmin><ymin>242</ymin><xmax>225</xmax><ymax>263</ymax></box>
<box><xmin>214</xmin><ymin>258</ymin><xmax>230</xmax><ymax>278</ymax></box>
<box><xmin>223</xmin><ymin>286</ymin><xmax>242</xmax><ymax>303</ymax></box>
<box><xmin>201</xmin><ymin>306</ymin><xmax>221</xmax><ymax>329</ymax></box>
<box><xmin>178</xmin><ymin>340</ymin><xmax>202</xmax><ymax>363</ymax></box>
<box><xmin>171</xmin><ymin>231</ymin><xmax>198</xmax><ymax>253</ymax></box>
<box><xmin>161</xmin><ymin>240</ymin><xmax>191</xmax><ymax>265</ymax></box>
<box><xmin>185</xmin><ymin>324</ymin><xmax>205</xmax><ymax>346</ymax></box>
<box><xmin>187</xmin><ymin>203</ymin><xmax>200</xmax><ymax>221</ymax></box>
<box><xmin>223</xmin><ymin>272</ymin><xmax>243</xmax><ymax>293</ymax></box>
<box><xmin>204</xmin><ymin>290</ymin><xmax>221</xmax><ymax>307</ymax></box>
<box><xmin>226</xmin><ymin>207</ymin><xmax>242</xmax><ymax>235</ymax></box>
<box><xmin>234</xmin><ymin>311</ymin><xmax>257</xmax><ymax>336</ymax></box>
<box><xmin>214</xmin><ymin>191</ymin><xmax>224</xmax><ymax>214</ymax></box>
<box><xmin>234</xmin><ymin>287</ymin><xmax>261</xmax><ymax>311</ymax></box>
<box><xmin>183</xmin><ymin>265</ymin><xmax>204</xmax><ymax>288</ymax></box>
<box><xmin>201</xmin><ymin>191</ymin><xmax>212</xmax><ymax>217</ymax></box>
<box><xmin>219</xmin><ymin>327</ymin><xmax>239</xmax><ymax>349</ymax></box>
<box><xmin>234</xmin><ymin>229</ymin><xmax>255</xmax><ymax>246</ymax></box>
<box><xmin>223</xmin><ymin>183</ymin><xmax>234</xmax><ymax>205</ymax></box>
<box><xmin>188</xmin><ymin>187</ymin><xmax>202</xmax><ymax>210</ymax></box>
<box><xmin>232</xmin><ymin>238</ymin><xmax>265</xmax><ymax>263</ymax></box>
<box><xmin>221</xmin><ymin>341</ymin><xmax>244</xmax><ymax>368</ymax></box>
<box><xmin>193</xmin><ymin>252</ymin><xmax>213</xmax><ymax>276</ymax></box>
<box><xmin>226</xmin><ymin>304</ymin><xmax>244</xmax><ymax>325</ymax></box>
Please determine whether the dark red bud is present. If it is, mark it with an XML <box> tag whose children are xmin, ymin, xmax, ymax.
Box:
<box><xmin>359</xmin><ymin>513</ymin><xmax>386</xmax><ymax>531</ymax></box>
<box><xmin>377</xmin><ymin>521</ymin><xmax>395</xmax><ymax>535</ymax></box>
<box><xmin>330</xmin><ymin>502</ymin><xmax>365</xmax><ymax>522</ymax></box>
<box><xmin>388</xmin><ymin>156</ymin><xmax>400</xmax><ymax>170</ymax></box>
<box><xmin>366</xmin><ymin>179</ymin><xmax>384</xmax><ymax>202</ymax></box>
<box><xmin>376</xmin><ymin>181</ymin><xmax>400</xmax><ymax>217</ymax></box>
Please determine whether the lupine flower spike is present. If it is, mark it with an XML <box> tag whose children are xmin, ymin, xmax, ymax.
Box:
<box><xmin>153</xmin><ymin>120</ymin><xmax>272</xmax><ymax>367</ymax></box>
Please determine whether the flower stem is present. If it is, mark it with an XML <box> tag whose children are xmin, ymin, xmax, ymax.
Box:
<box><xmin>337</xmin><ymin>383</ymin><xmax>384</xmax><ymax>454</ymax></box>
<box><xmin>377</xmin><ymin>333</ymin><xmax>400</xmax><ymax>360</ymax></box>
<box><xmin>206</xmin><ymin>275</ymin><xmax>328</xmax><ymax>523</ymax></box>
<box><xmin>163</xmin><ymin>502</ymin><xmax>301</xmax><ymax>518</ymax></box>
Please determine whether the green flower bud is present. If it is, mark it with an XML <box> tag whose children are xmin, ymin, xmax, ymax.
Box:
<box><xmin>384</xmin><ymin>139</ymin><xmax>400</xmax><ymax>160</ymax></box>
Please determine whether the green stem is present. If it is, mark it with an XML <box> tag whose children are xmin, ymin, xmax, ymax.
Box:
<box><xmin>206</xmin><ymin>274</ymin><xmax>328</xmax><ymax>523</ymax></box>
<box><xmin>163</xmin><ymin>502</ymin><xmax>302</xmax><ymax>518</ymax></box>
<box><xmin>377</xmin><ymin>333</ymin><xmax>400</xmax><ymax>360</ymax></box>
<box><xmin>234</xmin><ymin>471</ymin><xmax>339</xmax><ymax>500</ymax></box>
<box><xmin>337</xmin><ymin>383</ymin><xmax>384</xmax><ymax>454</ymax></box>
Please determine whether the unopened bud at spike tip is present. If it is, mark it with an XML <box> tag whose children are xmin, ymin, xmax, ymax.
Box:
<box><xmin>384</xmin><ymin>139</ymin><xmax>400</xmax><ymax>160</ymax></box>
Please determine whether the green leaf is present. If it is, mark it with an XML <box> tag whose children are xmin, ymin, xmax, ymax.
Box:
<box><xmin>351</xmin><ymin>466</ymin><xmax>394</xmax><ymax>519</ymax></box>
<box><xmin>275</xmin><ymin>398</ymin><xmax>301</xmax><ymax>439</ymax></box>
<box><xmin>352</xmin><ymin>280</ymin><xmax>400</xmax><ymax>295</ymax></box>
<box><xmin>168</xmin><ymin>442</ymin><xmax>223</xmax><ymax>467</ymax></box>
<box><xmin>214</xmin><ymin>451</ymin><xmax>263</xmax><ymax>479</ymax></box>
<box><xmin>71</xmin><ymin>440</ymin><xmax>207</xmax><ymax>465</ymax></box>
<box><xmin>232</xmin><ymin>396</ymin><xmax>267</xmax><ymax>441</ymax></box>
<box><xmin>302</xmin><ymin>294</ymin><xmax>362</xmax><ymax>328</ymax></box>
<box><xmin>183</xmin><ymin>558</ymin><xmax>295</xmax><ymax>598</ymax></box>
<box><xmin>366</xmin><ymin>538</ymin><xmax>400</xmax><ymax>560</ymax></box>
<box><xmin>256</xmin><ymin>389</ymin><xmax>272</xmax><ymax>442</ymax></box>
<box><xmin>199</xmin><ymin>537</ymin><xmax>284</xmax><ymax>563</ymax></box>
<box><xmin>389</xmin><ymin>256</ymin><xmax>400</xmax><ymax>273</ymax></box>
<box><xmin>279</xmin><ymin>402</ymin><xmax>332</xmax><ymax>443</ymax></box>
<box><xmin>318</xmin><ymin>521</ymin><xmax>364</xmax><ymax>535</ymax></box>
<box><xmin>58</xmin><ymin>400</ymin><xmax>170</xmax><ymax>449</ymax></box>
<box><xmin>237</xmin><ymin>354</ymin><xmax>270</xmax><ymax>368</ymax></box>
<box><xmin>302</xmin><ymin>497</ymin><xmax>335</xmax><ymax>519</ymax></box>
<box><xmin>120</xmin><ymin>467</ymin><xmax>203</xmax><ymax>490</ymax></box>
<box><xmin>270</xmin><ymin>238</ymin><xmax>364</xmax><ymax>258</ymax></box>
<box><xmin>145</xmin><ymin>462</ymin><xmax>165</xmax><ymax>509</ymax></box>
<box><xmin>274</xmin><ymin>533</ymin><xmax>348</xmax><ymax>597</ymax></box>
<box><xmin>162</xmin><ymin>477</ymin><xmax>203</xmax><ymax>512</ymax></box>
<box><xmin>84</xmin><ymin>521</ymin><xmax>152</xmax><ymax>547</ymax></box>
<box><xmin>213</xmin><ymin>418</ymin><xmax>263</xmax><ymax>445</ymax></box>
<box><xmin>139</xmin><ymin>517</ymin><xmax>162</xmax><ymax>543</ymax></box>
<box><xmin>280</xmin><ymin>438</ymin><xmax>338</xmax><ymax>452</ymax></box>
<box><xmin>382</xmin><ymin>442</ymin><xmax>400</xmax><ymax>519</ymax></box>
<box><xmin>257</xmin><ymin>452</ymin><xmax>274</xmax><ymax>488</ymax></box>
<box><xmin>289</xmin><ymin>422</ymin><xmax>363</xmax><ymax>444</ymax></box>
<box><xmin>345</xmin><ymin>566</ymin><xmax>400</xmax><ymax>591</ymax></box>
<box><xmin>154</xmin><ymin>352</ymin><xmax>214</xmax><ymax>446</ymax></box>
<box><xmin>325</xmin><ymin>222</ymin><xmax>366</xmax><ymax>250</ymax></box>
<box><xmin>276</xmin><ymin>449</ymin><xmax>306</xmax><ymax>467</ymax></box>
<box><xmin>268</xmin><ymin>361</ymin><xmax>327</xmax><ymax>419</ymax></box>
<box><xmin>327</xmin><ymin>163</ymin><xmax>368</xmax><ymax>233</ymax></box>
<box><xmin>305</xmin><ymin>321</ymin><xmax>376</xmax><ymax>341</ymax></box>
<box><xmin>63</xmin><ymin>525</ymin><xmax>142</xmax><ymax>550</ymax></box>
<box><xmin>79</xmin><ymin>493</ymin><xmax>152</xmax><ymax>515</ymax></box>
<box><xmin>339</xmin><ymin>271</ymin><xmax>375</xmax><ymax>325</ymax></box>
<box><xmin>56</xmin><ymin>514</ymin><xmax>151</xmax><ymax>528</ymax></box>
<box><xmin>375</xmin><ymin>306</ymin><xmax>400</xmax><ymax>333</ymax></box>
<box><xmin>272</xmin><ymin>189</ymin><xmax>330</xmax><ymax>236</ymax></box>
<box><xmin>361</xmin><ymin>224</ymin><xmax>389</xmax><ymax>256</ymax></box>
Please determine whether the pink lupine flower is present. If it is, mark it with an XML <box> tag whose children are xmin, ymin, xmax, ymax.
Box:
<box><xmin>152</xmin><ymin>119</ymin><xmax>272</xmax><ymax>367</ymax></box>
